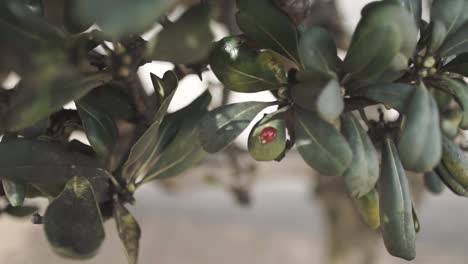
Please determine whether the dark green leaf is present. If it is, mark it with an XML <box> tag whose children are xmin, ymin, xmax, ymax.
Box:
<box><xmin>148</xmin><ymin>5</ymin><xmax>214</xmax><ymax>64</ymax></box>
<box><xmin>423</xmin><ymin>171</ymin><xmax>445</xmax><ymax>195</ymax></box>
<box><xmin>398</xmin><ymin>83</ymin><xmax>442</xmax><ymax>172</ymax></box>
<box><xmin>236</xmin><ymin>0</ymin><xmax>302</xmax><ymax>67</ymax></box>
<box><xmin>199</xmin><ymin>101</ymin><xmax>275</xmax><ymax>153</ymax></box>
<box><xmin>343</xmin><ymin>2</ymin><xmax>417</xmax><ymax>85</ymax></box>
<box><xmin>114</xmin><ymin>201</ymin><xmax>141</xmax><ymax>264</ymax></box>
<box><xmin>122</xmin><ymin>71</ymin><xmax>178</xmax><ymax>182</ymax></box>
<box><xmin>209</xmin><ymin>36</ymin><xmax>287</xmax><ymax>93</ymax></box>
<box><xmin>443</xmin><ymin>53</ymin><xmax>468</xmax><ymax>76</ymax></box>
<box><xmin>0</xmin><ymin>139</ymin><xmax>110</xmax><ymax>201</ymax></box>
<box><xmin>294</xmin><ymin>108</ymin><xmax>352</xmax><ymax>176</ymax></box>
<box><xmin>379</xmin><ymin>137</ymin><xmax>416</xmax><ymax>261</ymax></box>
<box><xmin>439</xmin><ymin>23</ymin><xmax>468</xmax><ymax>57</ymax></box>
<box><xmin>76</xmin><ymin>98</ymin><xmax>118</xmax><ymax>163</ymax></box>
<box><xmin>5</xmin><ymin>205</ymin><xmax>38</xmax><ymax>218</ymax></box>
<box><xmin>298</xmin><ymin>27</ymin><xmax>339</xmax><ymax>74</ymax></box>
<box><xmin>292</xmin><ymin>78</ymin><xmax>343</xmax><ymax>123</ymax></box>
<box><xmin>76</xmin><ymin>0</ymin><xmax>174</xmax><ymax>38</ymax></box>
<box><xmin>351</xmin><ymin>83</ymin><xmax>415</xmax><ymax>112</ymax></box>
<box><xmin>2</xmin><ymin>179</ymin><xmax>26</xmax><ymax>207</ymax></box>
<box><xmin>44</xmin><ymin>176</ymin><xmax>105</xmax><ymax>259</ymax></box>
<box><xmin>341</xmin><ymin>113</ymin><xmax>379</xmax><ymax>198</ymax></box>
<box><xmin>9</xmin><ymin>71</ymin><xmax>112</xmax><ymax>131</ymax></box>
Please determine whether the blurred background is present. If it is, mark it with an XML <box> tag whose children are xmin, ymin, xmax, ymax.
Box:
<box><xmin>2</xmin><ymin>0</ymin><xmax>468</xmax><ymax>263</ymax></box>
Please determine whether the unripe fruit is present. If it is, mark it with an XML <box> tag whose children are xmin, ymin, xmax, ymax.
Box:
<box><xmin>248</xmin><ymin>116</ymin><xmax>287</xmax><ymax>161</ymax></box>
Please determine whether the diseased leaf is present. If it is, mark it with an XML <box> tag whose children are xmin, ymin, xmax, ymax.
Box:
<box><xmin>76</xmin><ymin>98</ymin><xmax>118</xmax><ymax>163</ymax></box>
<box><xmin>0</xmin><ymin>139</ymin><xmax>110</xmax><ymax>202</ymax></box>
<box><xmin>351</xmin><ymin>82</ymin><xmax>415</xmax><ymax>112</ymax></box>
<box><xmin>44</xmin><ymin>176</ymin><xmax>105</xmax><ymax>259</ymax></box>
<box><xmin>298</xmin><ymin>27</ymin><xmax>339</xmax><ymax>74</ymax></box>
<box><xmin>148</xmin><ymin>4</ymin><xmax>214</xmax><ymax>64</ymax></box>
<box><xmin>199</xmin><ymin>101</ymin><xmax>275</xmax><ymax>153</ymax></box>
<box><xmin>379</xmin><ymin>137</ymin><xmax>416</xmax><ymax>261</ymax></box>
<box><xmin>209</xmin><ymin>36</ymin><xmax>287</xmax><ymax>93</ymax></box>
<box><xmin>294</xmin><ymin>108</ymin><xmax>352</xmax><ymax>176</ymax></box>
<box><xmin>2</xmin><ymin>179</ymin><xmax>26</xmax><ymax>207</ymax></box>
<box><xmin>76</xmin><ymin>0</ymin><xmax>174</xmax><ymax>38</ymax></box>
<box><xmin>114</xmin><ymin>201</ymin><xmax>141</xmax><ymax>264</ymax></box>
<box><xmin>122</xmin><ymin>71</ymin><xmax>178</xmax><ymax>182</ymax></box>
<box><xmin>236</xmin><ymin>0</ymin><xmax>302</xmax><ymax>67</ymax></box>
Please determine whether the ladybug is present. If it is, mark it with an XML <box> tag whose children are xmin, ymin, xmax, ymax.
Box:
<box><xmin>259</xmin><ymin>126</ymin><xmax>277</xmax><ymax>144</ymax></box>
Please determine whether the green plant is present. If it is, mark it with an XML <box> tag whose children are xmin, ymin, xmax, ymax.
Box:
<box><xmin>2</xmin><ymin>0</ymin><xmax>468</xmax><ymax>262</ymax></box>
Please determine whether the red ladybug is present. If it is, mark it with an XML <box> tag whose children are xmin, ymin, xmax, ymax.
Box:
<box><xmin>259</xmin><ymin>126</ymin><xmax>277</xmax><ymax>144</ymax></box>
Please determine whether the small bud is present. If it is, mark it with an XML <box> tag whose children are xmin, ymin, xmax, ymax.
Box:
<box><xmin>121</xmin><ymin>55</ymin><xmax>132</xmax><ymax>65</ymax></box>
<box><xmin>277</xmin><ymin>87</ymin><xmax>288</xmax><ymax>100</ymax></box>
<box><xmin>423</xmin><ymin>56</ymin><xmax>436</xmax><ymax>68</ymax></box>
<box><xmin>418</xmin><ymin>69</ymin><xmax>428</xmax><ymax>78</ymax></box>
<box><xmin>429</xmin><ymin>67</ymin><xmax>437</xmax><ymax>75</ymax></box>
<box><xmin>259</xmin><ymin>126</ymin><xmax>277</xmax><ymax>144</ymax></box>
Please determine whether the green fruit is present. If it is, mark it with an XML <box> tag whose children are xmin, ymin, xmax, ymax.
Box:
<box><xmin>209</xmin><ymin>36</ymin><xmax>286</xmax><ymax>93</ymax></box>
<box><xmin>398</xmin><ymin>83</ymin><xmax>442</xmax><ymax>172</ymax></box>
<box><xmin>353</xmin><ymin>189</ymin><xmax>380</xmax><ymax>229</ymax></box>
<box><xmin>291</xmin><ymin>78</ymin><xmax>344</xmax><ymax>123</ymax></box>
<box><xmin>248</xmin><ymin>112</ymin><xmax>287</xmax><ymax>161</ymax></box>
<box><xmin>441</xmin><ymin>136</ymin><xmax>468</xmax><ymax>187</ymax></box>
<box><xmin>423</xmin><ymin>171</ymin><xmax>445</xmax><ymax>195</ymax></box>
<box><xmin>379</xmin><ymin>137</ymin><xmax>416</xmax><ymax>261</ymax></box>
<box><xmin>341</xmin><ymin>113</ymin><xmax>379</xmax><ymax>198</ymax></box>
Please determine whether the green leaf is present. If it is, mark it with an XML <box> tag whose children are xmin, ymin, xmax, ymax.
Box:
<box><xmin>385</xmin><ymin>0</ymin><xmax>422</xmax><ymax>26</ymax></box>
<box><xmin>248</xmin><ymin>109</ymin><xmax>287</xmax><ymax>161</ymax></box>
<box><xmin>5</xmin><ymin>205</ymin><xmax>38</xmax><ymax>218</ymax></box>
<box><xmin>443</xmin><ymin>53</ymin><xmax>468</xmax><ymax>76</ymax></box>
<box><xmin>351</xmin><ymin>83</ymin><xmax>415</xmax><ymax>112</ymax></box>
<box><xmin>122</xmin><ymin>71</ymin><xmax>178</xmax><ymax>183</ymax></box>
<box><xmin>76</xmin><ymin>98</ymin><xmax>118</xmax><ymax>163</ymax></box>
<box><xmin>353</xmin><ymin>189</ymin><xmax>380</xmax><ymax>229</ymax></box>
<box><xmin>298</xmin><ymin>27</ymin><xmax>339</xmax><ymax>74</ymax></box>
<box><xmin>423</xmin><ymin>171</ymin><xmax>445</xmax><ymax>195</ymax></box>
<box><xmin>398</xmin><ymin>83</ymin><xmax>442</xmax><ymax>172</ymax></box>
<box><xmin>429</xmin><ymin>0</ymin><xmax>468</xmax><ymax>53</ymax></box>
<box><xmin>76</xmin><ymin>0</ymin><xmax>174</xmax><ymax>38</ymax></box>
<box><xmin>148</xmin><ymin>4</ymin><xmax>214</xmax><ymax>65</ymax></box>
<box><xmin>436</xmin><ymin>162</ymin><xmax>468</xmax><ymax>197</ymax></box>
<box><xmin>44</xmin><ymin>176</ymin><xmax>105</xmax><ymax>259</ymax></box>
<box><xmin>291</xmin><ymin>78</ymin><xmax>344</xmax><ymax>123</ymax></box>
<box><xmin>294</xmin><ymin>108</ymin><xmax>352</xmax><ymax>176</ymax></box>
<box><xmin>343</xmin><ymin>2</ymin><xmax>417</xmax><ymax>85</ymax></box>
<box><xmin>441</xmin><ymin>135</ymin><xmax>468</xmax><ymax>187</ymax></box>
<box><xmin>429</xmin><ymin>76</ymin><xmax>468</xmax><ymax>128</ymax></box>
<box><xmin>209</xmin><ymin>36</ymin><xmax>286</xmax><ymax>93</ymax></box>
<box><xmin>236</xmin><ymin>0</ymin><xmax>302</xmax><ymax>67</ymax></box>
<box><xmin>9</xmin><ymin>70</ymin><xmax>111</xmax><ymax>131</ymax></box>
<box><xmin>114</xmin><ymin>201</ymin><xmax>141</xmax><ymax>264</ymax></box>
<box><xmin>341</xmin><ymin>113</ymin><xmax>379</xmax><ymax>198</ymax></box>
<box><xmin>2</xmin><ymin>179</ymin><xmax>26</xmax><ymax>207</ymax></box>
<box><xmin>439</xmin><ymin>23</ymin><xmax>468</xmax><ymax>57</ymax></box>
<box><xmin>379</xmin><ymin>137</ymin><xmax>416</xmax><ymax>261</ymax></box>
<box><xmin>0</xmin><ymin>139</ymin><xmax>110</xmax><ymax>201</ymax></box>
<box><xmin>199</xmin><ymin>101</ymin><xmax>274</xmax><ymax>153</ymax></box>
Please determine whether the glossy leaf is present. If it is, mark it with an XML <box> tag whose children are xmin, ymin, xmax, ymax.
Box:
<box><xmin>114</xmin><ymin>201</ymin><xmax>141</xmax><ymax>264</ymax></box>
<box><xmin>379</xmin><ymin>137</ymin><xmax>416</xmax><ymax>261</ymax></box>
<box><xmin>122</xmin><ymin>71</ymin><xmax>178</xmax><ymax>182</ymax></box>
<box><xmin>44</xmin><ymin>176</ymin><xmax>105</xmax><ymax>259</ymax></box>
<box><xmin>148</xmin><ymin>5</ymin><xmax>214</xmax><ymax>65</ymax></box>
<box><xmin>353</xmin><ymin>189</ymin><xmax>380</xmax><ymax>229</ymax></box>
<box><xmin>341</xmin><ymin>113</ymin><xmax>379</xmax><ymax>198</ymax></box>
<box><xmin>76</xmin><ymin>0</ymin><xmax>174</xmax><ymax>38</ymax></box>
<box><xmin>9</xmin><ymin>71</ymin><xmax>111</xmax><ymax>131</ymax></box>
<box><xmin>2</xmin><ymin>179</ymin><xmax>26</xmax><ymax>207</ymax></box>
<box><xmin>351</xmin><ymin>82</ymin><xmax>414</xmax><ymax>112</ymax></box>
<box><xmin>292</xmin><ymin>78</ymin><xmax>344</xmax><ymax>123</ymax></box>
<box><xmin>199</xmin><ymin>101</ymin><xmax>274</xmax><ymax>153</ymax></box>
<box><xmin>236</xmin><ymin>0</ymin><xmax>302</xmax><ymax>67</ymax></box>
<box><xmin>398</xmin><ymin>83</ymin><xmax>442</xmax><ymax>172</ymax></box>
<box><xmin>429</xmin><ymin>0</ymin><xmax>468</xmax><ymax>53</ymax></box>
<box><xmin>343</xmin><ymin>2</ymin><xmax>417</xmax><ymax>85</ymax></box>
<box><xmin>248</xmin><ymin>110</ymin><xmax>287</xmax><ymax>161</ymax></box>
<box><xmin>209</xmin><ymin>36</ymin><xmax>287</xmax><ymax>93</ymax></box>
<box><xmin>295</xmin><ymin>108</ymin><xmax>352</xmax><ymax>176</ymax></box>
<box><xmin>298</xmin><ymin>27</ymin><xmax>339</xmax><ymax>74</ymax></box>
<box><xmin>0</xmin><ymin>139</ymin><xmax>110</xmax><ymax>201</ymax></box>
<box><xmin>76</xmin><ymin>98</ymin><xmax>118</xmax><ymax>163</ymax></box>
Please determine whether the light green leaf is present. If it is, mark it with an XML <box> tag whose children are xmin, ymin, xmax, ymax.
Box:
<box><xmin>114</xmin><ymin>201</ymin><xmax>141</xmax><ymax>264</ymax></box>
<box><xmin>2</xmin><ymin>179</ymin><xmax>26</xmax><ymax>207</ymax></box>
<box><xmin>198</xmin><ymin>101</ymin><xmax>275</xmax><ymax>153</ymax></box>
<box><xmin>236</xmin><ymin>0</ymin><xmax>302</xmax><ymax>67</ymax></box>
<box><xmin>295</xmin><ymin>108</ymin><xmax>352</xmax><ymax>176</ymax></box>
<box><xmin>44</xmin><ymin>176</ymin><xmax>105</xmax><ymax>259</ymax></box>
